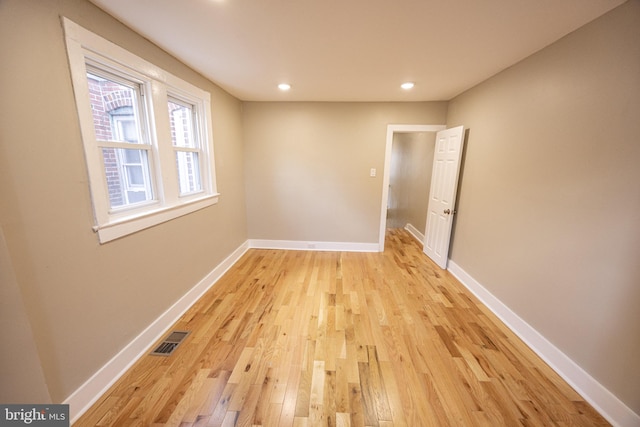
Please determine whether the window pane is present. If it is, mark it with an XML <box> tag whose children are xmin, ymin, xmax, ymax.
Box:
<box><xmin>126</xmin><ymin>165</ymin><xmax>144</xmax><ymax>186</ymax></box>
<box><xmin>114</xmin><ymin>116</ymin><xmax>137</xmax><ymax>142</ymax></box>
<box><xmin>175</xmin><ymin>151</ymin><xmax>202</xmax><ymax>194</ymax></box>
<box><xmin>168</xmin><ymin>100</ymin><xmax>196</xmax><ymax>148</ymax></box>
<box><xmin>102</xmin><ymin>148</ymin><xmax>153</xmax><ymax>209</ymax></box>
<box><xmin>86</xmin><ymin>71</ymin><xmax>144</xmax><ymax>144</ymax></box>
<box><xmin>123</xmin><ymin>149</ymin><xmax>141</xmax><ymax>163</ymax></box>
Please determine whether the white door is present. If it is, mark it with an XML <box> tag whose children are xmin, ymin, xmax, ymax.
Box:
<box><xmin>423</xmin><ymin>126</ymin><xmax>465</xmax><ymax>268</ymax></box>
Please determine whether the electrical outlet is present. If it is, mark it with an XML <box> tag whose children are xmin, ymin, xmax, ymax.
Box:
<box><xmin>370</xmin><ymin>168</ymin><xmax>376</xmax><ymax>177</ymax></box>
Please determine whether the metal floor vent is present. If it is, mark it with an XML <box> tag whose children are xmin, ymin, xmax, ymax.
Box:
<box><xmin>150</xmin><ymin>330</ymin><xmax>190</xmax><ymax>356</ymax></box>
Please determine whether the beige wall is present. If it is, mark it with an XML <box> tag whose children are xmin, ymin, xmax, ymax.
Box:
<box><xmin>388</xmin><ymin>132</ymin><xmax>436</xmax><ymax>233</ymax></box>
<box><xmin>447</xmin><ymin>0</ymin><xmax>640</xmax><ymax>413</ymax></box>
<box><xmin>243</xmin><ymin>102</ymin><xmax>447</xmax><ymax>243</ymax></box>
<box><xmin>0</xmin><ymin>0</ymin><xmax>247</xmax><ymax>402</ymax></box>
<box><xmin>0</xmin><ymin>227</ymin><xmax>51</xmax><ymax>403</ymax></box>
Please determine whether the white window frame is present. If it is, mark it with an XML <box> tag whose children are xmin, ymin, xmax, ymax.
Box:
<box><xmin>167</xmin><ymin>93</ymin><xmax>206</xmax><ymax>196</ymax></box>
<box><xmin>63</xmin><ymin>18</ymin><xmax>219</xmax><ymax>243</ymax></box>
<box><xmin>86</xmin><ymin>64</ymin><xmax>157</xmax><ymax>210</ymax></box>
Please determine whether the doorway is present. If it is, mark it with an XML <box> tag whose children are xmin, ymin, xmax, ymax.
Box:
<box><xmin>378</xmin><ymin>124</ymin><xmax>446</xmax><ymax>250</ymax></box>
<box><xmin>387</xmin><ymin>132</ymin><xmax>436</xmax><ymax>233</ymax></box>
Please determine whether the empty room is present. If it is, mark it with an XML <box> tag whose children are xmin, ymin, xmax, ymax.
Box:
<box><xmin>1</xmin><ymin>0</ymin><xmax>638</xmax><ymax>426</ymax></box>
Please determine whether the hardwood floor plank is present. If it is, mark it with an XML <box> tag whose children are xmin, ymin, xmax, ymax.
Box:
<box><xmin>334</xmin><ymin>358</ymin><xmax>351</xmax><ymax>414</ymax></box>
<box><xmin>323</xmin><ymin>370</ymin><xmax>337</xmax><ymax>427</ymax></box>
<box><xmin>347</xmin><ymin>382</ymin><xmax>365</xmax><ymax>427</ymax></box>
<box><xmin>294</xmin><ymin>340</ymin><xmax>314</xmax><ymax>417</ymax></box>
<box><xmin>378</xmin><ymin>362</ymin><xmax>407</xmax><ymax>427</ymax></box>
<box><xmin>357</xmin><ymin>359</ymin><xmax>380</xmax><ymax>426</ymax></box>
<box><xmin>75</xmin><ymin>229</ymin><xmax>610</xmax><ymax>426</ymax></box>
<box><xmin>309</xmin><ymin>361</ymin><xmax>325</xmax><ymax>407</ymax></box>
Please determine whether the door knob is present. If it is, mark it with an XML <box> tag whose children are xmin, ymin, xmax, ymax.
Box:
<box><xmin>444</xmin><ymin>209</ymin><xmax>451</xmax><ymax>214</ymax></box>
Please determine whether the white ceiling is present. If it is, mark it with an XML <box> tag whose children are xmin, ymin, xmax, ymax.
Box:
<box><xmin>89</xmin><ymin>0</ymin><xmax>625</xmax><ymax>102</ymax></box>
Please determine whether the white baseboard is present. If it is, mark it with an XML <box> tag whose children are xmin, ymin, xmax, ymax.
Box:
<box><xmin>64</xmin><ymin>240</ymin><xmax>638</xmax><ymax>427</ymax></box>
<box><xmin>447</xmin><ymin>260</ymin><xmax>639</xmax><ymax>427</ymax></box>
<box><xmin>248</xmin><ymin>239</ymin><xmax>379</xmax><ymax>252</ymax></box>
<box><xmin>404</xmin><ymin>223</ymin><xmax>424</xmax><ymax>244</ymax></box>
<box><xmin>64</xmin><ymin>241</ymin><xmax>250</xmax><ymax>424</ymax></box>
<box><xmin>64</xmin><ymin>238</ymin><xmax>376</xmax><ymax>422</ymax></box>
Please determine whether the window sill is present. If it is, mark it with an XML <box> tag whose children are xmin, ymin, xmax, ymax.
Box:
<box><xmin>93</xmin><ymin>193</ymin><xmax>220</xmax><ymax>243</ymax></box>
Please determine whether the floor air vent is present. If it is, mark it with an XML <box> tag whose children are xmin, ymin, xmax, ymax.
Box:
<box><xmin>150</xmin><ymin>330</ymin><xmax>190</xmax><ymax>356</ymax></box>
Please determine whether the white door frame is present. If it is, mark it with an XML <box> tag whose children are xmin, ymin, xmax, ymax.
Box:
<box><xmin>378</xmin><ymin>124</ymin><xmax>446</xmax><ymax>251</ymax></box>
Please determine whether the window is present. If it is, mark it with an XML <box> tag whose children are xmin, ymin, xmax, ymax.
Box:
<box><xmin>86</xmin><ymin>69</ymin><xmax>155</xmax><ymax>209</ymax></box>
<box><xmin>64</xmin><ymin>18</ymin><xmax>218</xmax><ymax>243</ymax></box>
<box><xmin>168</xmin><ymin>97</ymin><xmax>203</xmax><ymax>195</ymax></box>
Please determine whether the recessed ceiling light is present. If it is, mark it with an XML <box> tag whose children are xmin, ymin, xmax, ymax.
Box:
<box><xmin>401</xmin><ymin>82</ymin><xmax>415</xmax><ymax>90</ymax></box>
<box><xmin>278</xmin><ymin>83</ymin><xmax>291</xmax><ymax>91</ymax></box>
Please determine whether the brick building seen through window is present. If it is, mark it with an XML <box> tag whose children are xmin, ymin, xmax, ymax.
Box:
<box><xmin>87</xmin><ymin>73</ymin><xmax>201</xmax><ymax>209</ymax></box>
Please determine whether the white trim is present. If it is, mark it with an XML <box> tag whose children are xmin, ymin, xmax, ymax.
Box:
<box><xmin>403</xmin><ymin>223</ymin><xmax>424</xmax><ymax>244</ymax></box>
<box><xmin>248</xmin><ymin>239</ymin><xmax>378</xmax><ymax>252</ymax></box>
<box><xmin>379</xmin><ymin>124</ymin><xmax>446</xmax><ymax>251</ymax></box>
<box><xmin>95</xmin><ymin>193</ymin><xmax>219</xmax><ymax>243</ymax></box>
<box><xmin>62</xmin><ymin>238</ymin><xmax>377</xmax><ymax>422</ymax></box>
<box><xmin>447</xmin><ymin>260</ymin><xmax>640</xmax><ymax>427</ymax></box>
<box><xmin>61</xmin><ymin>238</ymin><xmax>639</xmax><ymax>426</ymax></box>
<box><xmin>63</xmin><ymin>18</ymin><xmax>219</xmax><ymax>244</ymax></box>
<box><xmin>64</xmin><ymin>241</ymin><xmax>249</xmax><ymax>424</ymax></box>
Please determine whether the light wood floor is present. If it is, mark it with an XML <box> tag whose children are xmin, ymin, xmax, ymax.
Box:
<box><xmin>75</xmin><ymin>229</ymin><xmax>609</xmax><ymax>426</ymax></box>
